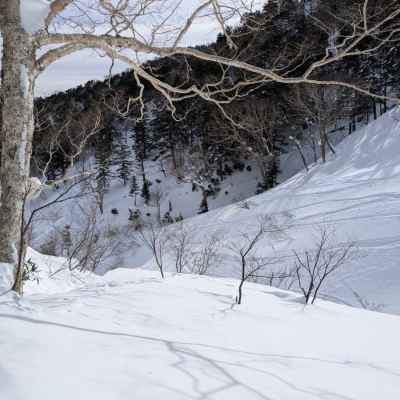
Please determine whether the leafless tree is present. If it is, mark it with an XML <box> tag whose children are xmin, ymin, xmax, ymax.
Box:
<box><xmin>38</xmin><ymin>229</ymin><xmax>59</xmax><ymax>257</ymax></box>
<box><xmin>32</xmin><ymin>104</ymin><xmax>102</xmax><ymax>180</ymax></box>
<box><xmin>294</xmin><ymin>228</ymin><xmax>354</xmax><ymax>305</ymax></box>
<box><xmin>1</xmin><ymin>0</ymin><xmax>399</xmax><ymax>290</ymax></box>
<box><xmin>286</xmin><ymin>85</ymin><xmax>344</xmax><ymax>163</ymax></box>
<box><xmin>229</xmin><ymin>216</ymin><xmax>287</xmax><ymax>304</ymax></box>
<box><xmin>169</xmin><ymin>222</ymin><xmax>194</xmax><ymax>273</ymax></box>
<box><xmin>67</xmin><ymin>206</ymin><xmax>124</xmax><ymax>273</ymax></box>
<box><xmin>41</xmin><ymin>205</ymin><xmax>125</xmax><ymax>277</ymax></box>
<box><xmin>288</xmin><ymin>135</ymin><xmax>309</xmax><ymax>172</ymax></box>
<box><xmin>265</xmin><ymin>267</ymin><xmax>297</xmax><ymax>290</ymax></box>
<box><xmin>10</xmin><ymin>108</ymin><xmax>100</xmax><ymax>294</ymax></box>
<box><xmin>11</xmin><ymin>173</ymin><xmax>94</xmax><ymax>294</ymax></box>
<box><xmin>152</xmin><ymin>188</ymin><xmax>164</xmax><ymax>225</ymax></box>
<box><xmin>136</xmin><ymin>222</ymin><xmax>169</xmax><ymax>278</ymax></box>
<box><xmin>210</xmin><ymin>98</ymin><xmax>282</xmax><ymax>184</ymax></box>
<box><xmin>346</xmin><ymin>286</ymin><xmax>385</xmax><ymax>312</ymax></box>
<box><xmin>191</xmin><ymin>232</ymin><xmax>224</xmax><ymax>275</ymax></box>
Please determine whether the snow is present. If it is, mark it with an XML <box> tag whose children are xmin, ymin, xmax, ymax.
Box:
<box><xmin>21</xmin><ymin>0</ymin><xmax>50</xmax><ymax>34</ymax></box>
<box><xmin>1</xmin><ymin>266</ymin><xmax>400</xmax><ymax>399</ymax></box>
<box><xmin>29</xmin><ymin>108</ymin><xmax>400</xmax><ymax>313</ymax></box>
<box><xmin>29</xmin><ymin>156</ymin><xmax>264</xmax><ymax>270</ymax></box>
<box><xmin>0</xmin><ymin>262</ymin><xmax>14</xmax><ymax>294</ymax></box>
<box><xmin>2</xmin><ymin>108</ymin><xmax>400</xmax><ymax>399</ymax></box>
<box><xmin>26</xmin><ymin>177</ymin><xmax>43</xmax><ymax>200</ymax></box>
<box><xmin>122</xmin><ymin>108</ymin><xmax>400</xmax><ymax>314</ymax></box>
<box><xmin>23</xmin><ymin>247</ymin><xmax>97</xmax><ymax>295</ymax></box>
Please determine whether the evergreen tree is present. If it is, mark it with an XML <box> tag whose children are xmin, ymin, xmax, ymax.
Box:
<box><xmin>150</xmin><ymin>104</ymin><xmax>187</xmax><ymax>172</ymax></box>
<box><xmin>134</xmin><ymin>117</ymin><xmax>149</xmax><ymax>179</ymax></box>
<box><xmin>95</xmin><ymin>156</ymin><xmax>111</xmax><ymax>214</ymax></box>
<box><xmin>95</xmin><ymin>127</ymin><xmax>113</xmax><ymax>214</ymax></box>
<box><xmin>115</xmin><ymin>138</ymin><xmax>132</xmax><ymax>186</ymax></box>
<box><xmin>141</xmin><ymin>179</ymin><xmax>151</xmax><ymax>205</ymax></box>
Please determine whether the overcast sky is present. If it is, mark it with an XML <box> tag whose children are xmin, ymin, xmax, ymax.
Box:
<box><xmin>34</xmin><ymin>0</ymin><xmax>257</xmax><ymax>97</ymax></box>
<box><xmin>36</xmin><ymin>22</ymin><xmax>222</xmax><ymax>97</ymax></box>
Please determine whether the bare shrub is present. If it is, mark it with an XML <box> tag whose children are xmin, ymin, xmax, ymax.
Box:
<box><xmin>294</xmin><ymin>228</ymin><xmax>354</xmax><ymax>305</ymax></box>
<box><xmin>229</xmin><ymin>216</ymin><xmax>288</xmax><ymax>304</ymax></box>
<box><xmin>191</xmin><ymin>232</ymin><xmax>224</xmax><ymax>275</ymax></box>
<box><xmin>168</xmin><ymin>222</ymin><xmax>194</xmax><ymax>273</ymax></box>
<box><xmin>136</xmin><ymin>222</ymin><xmax>169</xmax><ymax>278</ymax></box>
<box><xmin>38</xmin><ymin>230</ymin><xmax>60</xmax><ymax>257</ymax></box>
<box><xmin>68</xmin><ymin>206</ymin><xmax>124</xmax><ymax>272</ymax></box>
<box><xmin>347</xmin><ymin>286</ymin><xmax>385</xmax><ymax>312</ymax></box>
<box><xmin>264</xmin><ymin>267</ymin><xmax>297</xmax><ymax>290</ymax></box>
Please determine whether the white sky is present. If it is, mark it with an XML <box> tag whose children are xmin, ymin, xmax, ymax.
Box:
<box><xmin>35</xmin><ymin>22</ymin><xmax>221</xmax><ymax>97</ymax></box>
<box><xmin>35</xmin><ymin>0</ymin><xmax>264</xmax><ymax>97</ymax></box>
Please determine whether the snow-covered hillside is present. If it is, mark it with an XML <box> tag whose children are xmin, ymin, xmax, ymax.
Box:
<box><xmin>129</xmin><ymin>108</ymin><xmax>400</xmax><ymax>314</ymax></box>
<box><xmin>2</xmin><ymin>109</ymin><xmax>400</xmax><ymax>400</ymax></box>
<box><xmin>29</xmin><ymin>108</ymin><xmax>400</xmax><ymax>313</ymax></box>
<box><xmin>1</xmin><ymin>266</ymin><xmax>400</xmax><ymax>400</ymax></box>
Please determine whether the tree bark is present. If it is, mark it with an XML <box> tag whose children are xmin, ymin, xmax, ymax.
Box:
<box><xmin>0</xmin><ymin>0</ymin><xmax>36</xmax><ymax>292</ymax></box>
<box><xmin>372</xmin><ymin>99</ymin><xmax>377</xmax><ymax>120</ymax></box>
<box><xmin>320</xmin><ymin>128</ymin><xmax>326</xmax><ymax>163</ymax></box>
<box><xmin>290</xmin><ymin>136</ymin><xmax>309</xmax><ymax>172</ymax></box>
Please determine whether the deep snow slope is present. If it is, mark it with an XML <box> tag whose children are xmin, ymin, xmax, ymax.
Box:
<box><xmin>30</xmin><ymin>156</ymin><xmax>264</xmax><ymax>258</ymax></box>
<box><xmin>30</xmin><ymin>108</ymin><xmax>400</xmax><ymax>313</ymax></box>
<box><xmin>1</xmin><ymin>268</ymin><xmax>400</xmax><ymax>400</ymax></box>
<box><xmin>132</xmin><ymin>108</ymin><xmax>400</xmax><ymax>314</ymax></box>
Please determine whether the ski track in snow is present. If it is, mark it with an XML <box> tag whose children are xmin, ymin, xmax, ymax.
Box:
<box><xmin>28</xmin><ymin>108</ymin><xmax>400</xmax><ymax>313</ymax></box>
<box><xmin>1</xmin><ymin>269</ymin><xmax>400</xmax><ymax>400</ymax></box>
<box><xmin>2</xmin><ymin>109</ymin><xmax>400</xmax><ymax>399</ymax></box>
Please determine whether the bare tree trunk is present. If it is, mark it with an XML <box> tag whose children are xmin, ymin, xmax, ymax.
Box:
<box><xmin>383</xmin><ymin>84</ymin><xmax>388</xmax><ymax>114</ymax></box>
<box><xmin>290</xmin><ymin>136</ymin><xmax>309</xmax><ymax>172</ymax></box>
<box><xmin>0</xmin><ymin>0</ymin><xmax>35</xmax><ymax>290</ymax></box>
<box><xmin>326</xmin><ymin>135</ymin><xmax>336</xmax><ymax>156</ymax></box>
<box><xmin>311</xmin><ymin>138</ymin><xmax>318</xmax><ymax>163</ymax></box>
<box><xmin>237</xmin><ymin>255</ymin><xmax>245</xmax><ymax>305</ymax></box>
<box><xmin>11</xmin><ymin>192</ymin><xmax>29</xmax><ymax>294</ymax></box>
<box><xmin>372</xmin><ymin>99</ymin><xmax>377</xmax><ymax>120</ymax></box>
<box><xmin>320</xmin><ymin>128</ymin><xmax>326</xmax><ymax>163</ymax></box>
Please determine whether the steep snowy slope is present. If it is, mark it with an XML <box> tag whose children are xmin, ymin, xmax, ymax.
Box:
<box><xmin>132</xmin><ymin>108</ymin><xmax>400</xmax><ymax>314</ymax></box>
<box><xmin>30</xmin><ymin>156</ymin><xmax>264</xmax><ymax>253</ymax></box>
<box><xmin>1</xmin><ymin>267</ymin><xmax>400</xmax><ymax>400</ymax></box>
<box><xmin>29</xmin><ymin>108</ymin><xmax>400</xmax><ymax>313</ymax></box>
<box><xmin>2</xmin><ymin>109</ymin><xmax>400</xmax><ymax>399</ymax></box>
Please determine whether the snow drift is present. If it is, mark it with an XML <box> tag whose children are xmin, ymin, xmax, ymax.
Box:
<box><xmin>2</xmin><ymin>109</ymin><xmax>400</xmax><ymax>399</ymax></box>
<box><xmin>133</xmin><ymin>108</ymin><xmax>400</xmax><ymax>314</ymax></box>
<box><xmin>1</xmin><ymin>268</ymin><xmax>400</xmax><ymax>400</ymax></box>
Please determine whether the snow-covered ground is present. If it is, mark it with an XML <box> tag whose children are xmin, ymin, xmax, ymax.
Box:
<box><xmin>2</xmin><ymin>109</ymin><xmax>400</xmax><ymax>400</ymax></box>
<box><xmin>125</xmin><ymin>108</ymin><xmax>400</xmax><ymax>314</ymax></box>
<box><xmin>29</xmin><ymin>108</ymin><xmax>400</xmax><ymax>313</ymax></box>
<box><xmin>1</xmin><ymin>266</ymin><xmax>400</xmax><ymax>400</ymax></box>
<box><xmin>6</xmin><ymin>2</ymin><xmax>398</xmax><ymax>397</ymax></box>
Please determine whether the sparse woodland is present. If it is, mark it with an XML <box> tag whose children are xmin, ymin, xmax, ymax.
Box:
<box><xmin>0</xmin><ymin>0</ymin><xmax>399</xmax><ymax>299</ymax></box>
<box><xmin>3</xmin><ymin>3</ymin><xmax>400</xmax><ymax>397</ymax></box>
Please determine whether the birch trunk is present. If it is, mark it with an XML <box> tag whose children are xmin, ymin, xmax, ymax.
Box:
<box><xmin>0</xmin><ymin>0</ymin><xmax>35</xmax><ymax>292</ymax></box>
